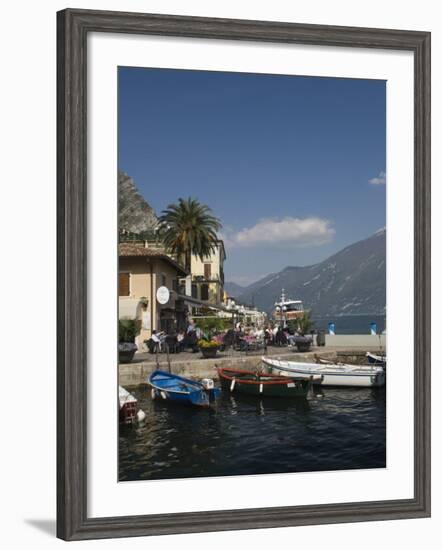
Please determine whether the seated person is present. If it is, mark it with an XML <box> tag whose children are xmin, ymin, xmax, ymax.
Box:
<box><xmin>275</xmin><ymin>327</ymin><xmax>287</xmax><ymax>346</ymax></box>
<box><xmin>164</xmin><ymin>332</ymin><xmax>179</xmax><ymax>353</ymax></box>
<box><xmin>176</xmin><ymin>330</ymin><xmax>186</xmax><ymax>352</ymax></box>
<box><xmin>183</xmin><ymin>329</ymin><xmax>199</xmax><ymax>353</ymax></box>
<box><xmin>146</xmin><ymin>330</ymin><xmax>161</xmax><ymax>353</ymax></box>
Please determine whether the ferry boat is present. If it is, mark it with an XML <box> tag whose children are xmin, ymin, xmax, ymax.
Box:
<box><xmin>272</xmin><ymin>289</ymin><xmax>305</xmax><ymax>325</ymax></box>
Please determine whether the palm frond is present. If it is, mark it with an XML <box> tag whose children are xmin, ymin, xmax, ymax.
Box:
<box><xmin>157</xmin><ymin>197</ymin><xmax>222</xmax><ymax>270</ymax></box>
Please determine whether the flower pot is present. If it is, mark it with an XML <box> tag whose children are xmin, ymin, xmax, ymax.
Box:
<box><xmin>294</xmin><ymin>336</ymin><xmax>312</xmax><ymax>353</ymax></box>
<box><xmin>200</xmin><ymin>347</ymin><xmax>218</xmax><ymax>359</ymax></box>
<box><xmin>119</xmin><ymin>342</ymin><xmax>138</xmax><ymax>363</ymax></box>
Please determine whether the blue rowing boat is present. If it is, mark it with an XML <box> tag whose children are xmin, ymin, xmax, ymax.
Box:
<box><xmin>148</xmin><ymin>370</ymin><xmax>220</xmax><ymax>407</ymax></box>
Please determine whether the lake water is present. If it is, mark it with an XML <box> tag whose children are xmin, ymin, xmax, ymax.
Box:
<box><xmin>312</xmin><ymin>314</ymin><xmax>386</xmax><ymax>335</ymax></box>
<box><xmin>119</xmin><ymin>384</ymin><xmax>386</xmax><ymax>481</ymax></box>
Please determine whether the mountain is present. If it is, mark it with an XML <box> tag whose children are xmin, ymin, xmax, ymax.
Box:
<box><xmin>237</xmin><ymin>229</ymin><xmax>386</xmax><ymax>316</ymax></box>
<box><xmin>118</xmin><ymin>171</ymin><xmax>158</xmax><ymax>233</ymax></box>
<box><xmin>224</xmin><ymin>282</ymin><xmax>246</xmax><ymax>297</ymax></box>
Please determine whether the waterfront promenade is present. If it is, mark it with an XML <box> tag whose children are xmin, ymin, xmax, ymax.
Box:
<box><xmin>119</xmin><ymin>344</ymin><xmax>383</xmax><ymax>387</ymax></box>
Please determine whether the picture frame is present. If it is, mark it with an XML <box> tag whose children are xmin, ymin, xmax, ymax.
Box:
<box><xmin>57</xmin><ymin>8</ymin><xmax>431</xmax><ymax>541</ymax></box>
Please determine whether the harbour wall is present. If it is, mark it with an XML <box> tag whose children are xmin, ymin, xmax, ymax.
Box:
<box><xmin>119</xmin><ymin>345</ymin><xmax>382</xmax><ymax>388</ymax></box>
<box><xmin>324</xmin><ymin>334</ymin><xmax>386</xmax><ymax>348</ymax></box>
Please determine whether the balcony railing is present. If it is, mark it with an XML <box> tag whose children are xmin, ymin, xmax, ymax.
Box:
<box><xmin>192</xmin><ymin>274</ymin><xmax>222</xmax><ymax>283</ymax></box>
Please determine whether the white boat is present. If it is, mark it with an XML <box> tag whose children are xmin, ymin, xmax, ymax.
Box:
<box><xmin>119</xmin><ymin>385</ymin><xmax>138</xmax><ymax>424</ymax></box>
<box><xmin>262</xmin><ymin>356</ymin><xmax>385</xmax><ymax>388</ymax></box>
<box><xmin>272</xmin><ymin>289</ymin><xmax>305</xmax><ymax>324</ymax></box>
<box><xmin>366</xmin><ymin>352</ymin><xmax>386</xmax><ymax>368</ymax></box>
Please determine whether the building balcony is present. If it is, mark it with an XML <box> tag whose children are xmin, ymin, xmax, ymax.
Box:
<box><xmin>192</xmin><ymin>274</ymin><xmax>222</xmax><ymax>284</ymax></box>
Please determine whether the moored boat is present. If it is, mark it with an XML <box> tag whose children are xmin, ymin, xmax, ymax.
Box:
<box><xmin>366</xmin><ymin>352</ymin><xmax>386</xmax><ymax>369</ymax></box>
<box><xmin>148</xmin><ymin>370</ymin><xmax>220</xmax><ymax>408</ymax></box>
<box><xmin>216</xmin><ymin>366</ymin><xmax>314</xmax><ymax>398</ymax></box>
<box><xmin>119</xmin><ymin>385</ymin><xmax>138</xmax><ymax>424</ymax></box>
<box><xmin>262</xmin><ymin>356</ymin><xmax>385</xmax><ymax>388</ymax></box>
<box><xmin>272</xmin><ymin>288</ymin><xmax>305</xmax><ymax>324</ymax></box>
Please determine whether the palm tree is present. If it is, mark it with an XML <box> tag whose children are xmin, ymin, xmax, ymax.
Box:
<box><xmin>297</xmin><ymin>311</ymin><xmax>314</xmax><ymax>336</ymax></box>
<box><xmin>158</xmin><ymin>197</ymin><xmax>221</xmax><ymax>272</ymax></box>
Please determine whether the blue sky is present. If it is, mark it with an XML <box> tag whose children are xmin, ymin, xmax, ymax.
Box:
<box><xmin>119</xmin><ymin>67</ymin><xmax>386</xmax><ymax>286</ymax></box>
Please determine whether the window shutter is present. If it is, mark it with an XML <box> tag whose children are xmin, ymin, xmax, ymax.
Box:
<box><xmin>204</xmin><ymin>263</ymin><xmax>211</xmax><ymax>278</ymax></box>
<box><xmin>201</xmin><ymin>284</ymin><xmax>209</xmax><ymax>301</ymax></box>
<box><xmin>119</xmin><ymin>273</ymin><xmax>130</xmax><ymax>296</ymax></box>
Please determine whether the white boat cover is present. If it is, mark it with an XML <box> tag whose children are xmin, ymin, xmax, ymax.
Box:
<box><xmin>119</xmin><ymin>385</ymin><xmax>137</xmax><ymax>409</ymax></box>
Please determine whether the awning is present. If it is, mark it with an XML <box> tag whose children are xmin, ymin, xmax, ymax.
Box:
<box><xmin>176</xmin><ymin>294</ymin><xmax>232</xmax><ymax>313</ymax></box>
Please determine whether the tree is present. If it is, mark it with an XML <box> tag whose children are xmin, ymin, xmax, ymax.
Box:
<box><xmin>158</xmin><ymin>197</ymin><xmax>221</xmax><ymax>272</ymax></box>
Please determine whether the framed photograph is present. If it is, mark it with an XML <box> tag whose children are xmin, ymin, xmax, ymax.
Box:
<box><xmin>57</xmin><ymin>8</ymin><xmax>431</xmax><ymax>541</ymax></box>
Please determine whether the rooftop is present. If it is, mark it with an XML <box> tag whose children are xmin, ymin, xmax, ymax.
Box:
<box><xmin>119</xmin><ymin>243</ymin><xmax>188</xmax><ymax>276</ymax></box>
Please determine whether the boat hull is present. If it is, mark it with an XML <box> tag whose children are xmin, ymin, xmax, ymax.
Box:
<box><xmin>217</xmin><ymin>367</ymin><xmax>311</xmax><ymax>398</ymax></box>
<box><xmin>262</xmin><ymin>358</ymin><xmax>385</xmax><ymax>388</ymax></box>
<box><xmin>150</xmin><ymin>386</ymin><xmax>220</xmax><ymax>407</ymax></box>
<box><xmin>148</xmin><ymin>370</ymin><xmax>220</xmax><ymax>408</ymax></box>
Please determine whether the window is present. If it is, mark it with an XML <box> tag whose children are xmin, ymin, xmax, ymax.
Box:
<box><xmin>204</xmin><ymin>263</ymin><xmax>211</xmax><ymax>278</ymax></box>
<box><xmin>161</xmin><ymin>273</ymin><xmax>167</xmax><ymax>287</ymax></box>
<box><xmin>119</xmin><ymin>272</ymin><xmax>130</xmax><ymax>296</ymax></box>
<box><xmin>201</xmin><ymin>284</ymin><xmax>209</xmax><ymax>301</ymax></box>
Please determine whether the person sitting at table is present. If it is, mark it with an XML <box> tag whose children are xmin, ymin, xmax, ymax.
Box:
<box><xmin>147</xmin><ymin>330</ymin><xmax>161</xmax><ymax>353</ymax></box>
<box><xmin>184</xmin><ymin>329</ymin><xmax>199</xmax><ymax>353</ymax></box>
<box><xmin>275</xmin><ymin>326</ymin><xmax>287</xmax><ymax>346</ymax></box>
<box><xmin>177</xmin><ymin>330</ymin><xmax>186</xmax><ymax>352</ymax></box>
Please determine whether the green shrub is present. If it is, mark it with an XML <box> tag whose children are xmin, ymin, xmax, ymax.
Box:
<box><xmin>195</xmin><ymin>317</ymin><xmax>232</xmax><ymax>339</ymax></box>
<box><xmin>287</xmin><ymin>311</ymin><xmax>315</xmax><ymax>336</ymax></box>
<box><xmin>119</xmin><ymin>318</ymin><xmax>141</xmax><ymax>343</ymax></box>
<box><xmin>297</xmin><ymin>311</ymin><xmax>314</xmax><ymax>336</ymax></box>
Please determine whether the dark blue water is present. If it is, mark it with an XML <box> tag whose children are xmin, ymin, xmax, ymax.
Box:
<box><xmin>312</xmin><ymin>314</ymin><xmax>386</xmax><ymax>335</ymax></box>
<box><xmin>119</xmin><ymin>385</ymin><xmax>386</xmax><ymax>481</ymax></box>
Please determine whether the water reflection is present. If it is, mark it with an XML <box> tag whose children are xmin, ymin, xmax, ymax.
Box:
<box><xmin>119</xmin><ymin>385</ymin><xmax>386</xmax><ymax>481</ymax></box>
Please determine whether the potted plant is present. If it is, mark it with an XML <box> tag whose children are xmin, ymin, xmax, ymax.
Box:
<box><xmin>294</xmin><ymin>312</ymin><xmax>314</xmax><ymax>352</ymax></box>
<box><xmin>118</xmin><ymin>318</ymin><xmax>141</xmax><ymax>363</ymax></box>
<box><xmin>198</xmin><ymin>339</ymin><xmax>219</xmax><ymax>359</ymax></box>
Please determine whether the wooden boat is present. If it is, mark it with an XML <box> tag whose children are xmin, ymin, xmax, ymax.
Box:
<box><xmin>262</xmin><ymin>356</ymin><xmax>385</xmax><ymax>388</ymax></box>
<box><xmin>119</xmin><ymin>385</ymin><xmax>138</xmax><ymax>424</ymax></box>
<box><xmin>148</xmin><ymin>370</ymin><xmax>220</xmax><ymax>408</ymax></box>
<box><xmin>366</xmin><ymin>352</ymin><xmax>386</xmax><ymax>368</ymax></box>
<box><xmin>216</xmin><ymin>367</ymin><xmax>313</xmax><ymax>398</ymax></box>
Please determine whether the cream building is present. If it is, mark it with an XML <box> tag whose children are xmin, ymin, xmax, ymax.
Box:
<box><xmin>189</xmin><ymin>240</ymin><xmax>226</xmax><ymax>307</ymax></box>
<box><xmin>118</xmin><ymin>242</ymin><xmax>188</xmax><ymax>349</ymax></box>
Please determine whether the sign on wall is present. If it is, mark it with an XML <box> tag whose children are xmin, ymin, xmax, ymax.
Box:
<box><xmin>156</xmin><ymin>286</ymin><xmax>170</xmax><ymax>305</ymax></box>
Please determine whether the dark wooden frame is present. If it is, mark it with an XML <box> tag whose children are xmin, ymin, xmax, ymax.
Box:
<box><xmin>57</xmin><ymin>8</ymin><xmax>431</xmax><ymax>541</ymax></box>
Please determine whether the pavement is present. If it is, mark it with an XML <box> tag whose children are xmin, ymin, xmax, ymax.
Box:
<box><xmin>128</xmin><ymin>344</ymin><xmax>377</xmax><ymax>365</ymax></box>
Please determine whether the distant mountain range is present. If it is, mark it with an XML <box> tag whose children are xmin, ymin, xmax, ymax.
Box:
<box><xmin>119</xmin><ymin>171</ymin><xmax>158</xmax><ymax>234</ymax></box>
<box><xmin>224</xmin><ymin>282</ymin><xmax>246</xmax><ymax>297</ymax></box>
<box><xmin>118</xmin><ymin>172</ymin><xmax>385</xmax><ymax>317</ymax></box>
<box><xmin>231</xmin><ymin>229</ymin><xmax>386</xmax><ymax>316</ymax></box>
